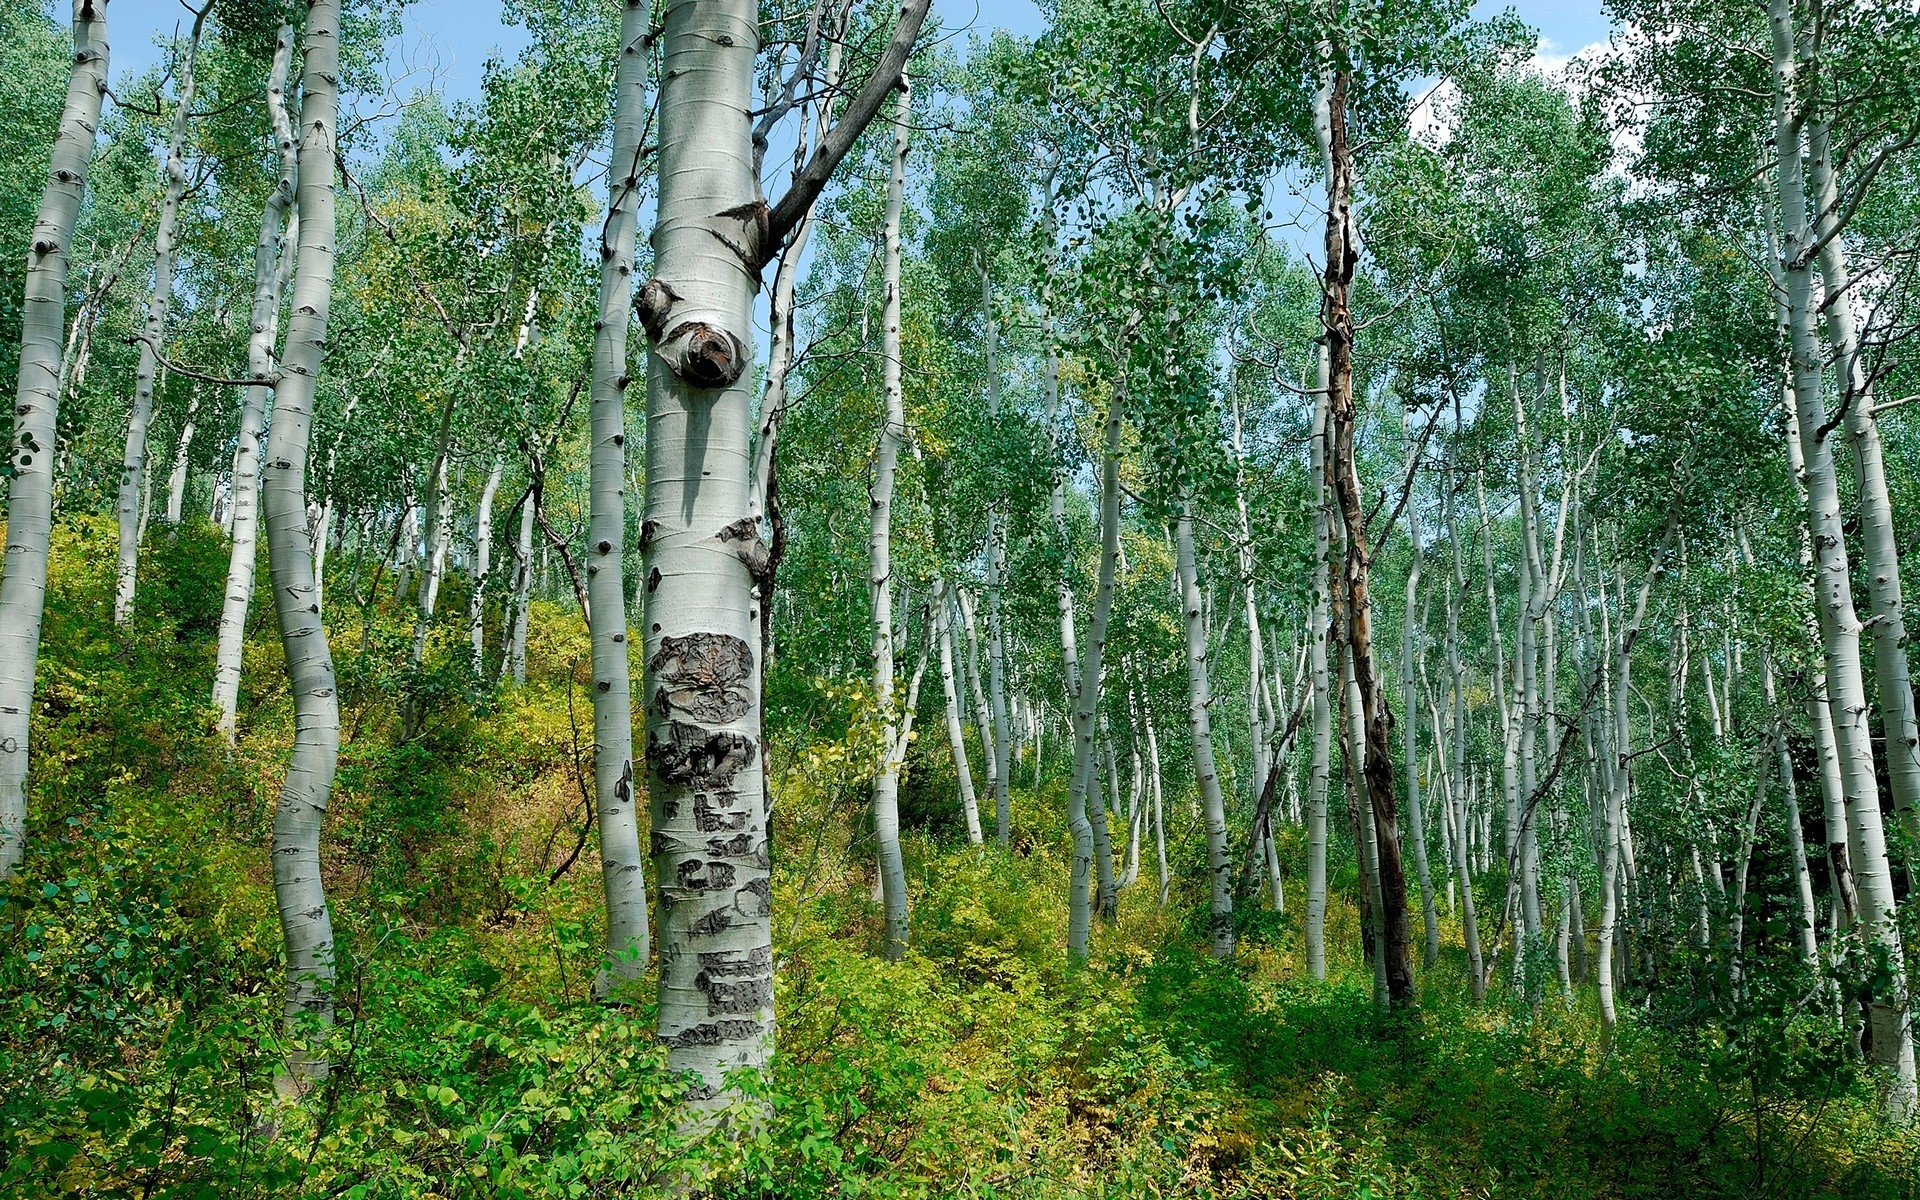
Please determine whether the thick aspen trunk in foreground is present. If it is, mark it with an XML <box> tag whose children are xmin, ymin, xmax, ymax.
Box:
<box><xmin>641</xmin><ymin>0</ymin><xmax>775</xmax><ymax>1097</ymax></box>
<box><xmin>0</xmin><ymin>0</ymin><xmax>109</xmax><ymax>881</ymax></box>
<box><xmin>115</xmin><ymin>3</ymin><xmax>208</xmax><ymax>629</ymax></box>
<box><xmin>266</xmin><ymin>0</ymin><xmax>343</xmax><ymax>1084</ymax></box>
<box><xmin>638</xmin><ymin>0</ymin><xmax>928</xmax><ymax>1096</ymax></box>
<box><xmin>586</xmin><ymin>0</ymin><xmax>653</xmax><ymax>997</ymax></box>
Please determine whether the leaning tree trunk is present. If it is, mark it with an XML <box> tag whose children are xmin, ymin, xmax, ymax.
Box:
<box><xmin>1809</xmin><ymin>122</ymin><xmax>1920</xmax><ymax>847</ymax></box>
<box><xmin>1400</xmin><ymin>429</ymin><xmax>1438</xmax><ymax>968</ymax></box>
<box><xmin>1177</xmin><ymin>506</ymin><xmax>1234</xmax><ymax>959</ymax></box>
<box><xmin>1443</xmin><ymin>473</ymin><xmax>1484</xmax><ymax>996</ymax></box>
<box><xmin>265</xmin><ymin>0</ymin><xmax>343</xmax><ymax>1086</ymax></box>
<box><xmin>585</xmin><ymin>0</ymin><xmax>653</xmax><ymax>998</ymax></box>
<box><xmin>162</xmin><ymin>385</ymin><xmax>198</xmax><ymax>524</ymax></box>
<box><xmin>1772</xmin><ymin>9</ymin><xmax>1917</xmax><ymax>1114</ymax></box>
<box><xmin>867</xmin><ymin>77</ymin><xmax>912</xmax><ymax>962</ymax></box>
<box><xmin>1321</xmin><ymin>61</ymin><xmax>1412</xmax><ymax>1008</ymax></box>
<box><xmin>935</xmin><ymin>580</ymin><xmax>983</xmax><ymax>843</ymax></box>
<box><xmin>115</xmin><ymin>4</ymin><xmax>207</xmax><ymax>629</ymax></box>
<box><xmin>0</xmin><ymin>0</ymin><xmax>109</xmax><ymax>881</ymax></box>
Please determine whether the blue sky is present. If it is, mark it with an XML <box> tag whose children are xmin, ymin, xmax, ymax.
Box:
<box><xmin>105</xmin><ymin>0</ymin><xmax>1614</xmax><ymax>107</ymax></box>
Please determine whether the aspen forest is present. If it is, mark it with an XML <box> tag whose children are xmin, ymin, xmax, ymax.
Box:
<box><xmin>10</xmin><ymin>0</ymin><xmax>1920</xmax><ymax>1194</ymax></box>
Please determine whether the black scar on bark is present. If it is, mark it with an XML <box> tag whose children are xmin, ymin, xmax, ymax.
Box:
<box><xmin>677</xmin><ymin>857</ymin><xmax>736</xmax><ymax>891</ymax></box>
<box><xmin>648</xmin><ymin>632</ymin><xmax>753</xmax><ymax>723</ymax></box>
<box><xmin>649</xmin><ymin>721</ymin><xmax>755</xmax><ymax>790</ymax></box>
<box><xmin>661</xmin><ymin>321</ymin><xmax>747</xmax><ymax>390</ymax></box>
<box><xmin>714</xmin><ymin>199</ymin><xmax>771</xmax><ymax>268</ymax></box>
<box><xmin>717</xmin><ymin>517</ymin><xmax>772</xmax><ymax>592</ymax></box>
<box><xmin>694</xmin><ymin>946</ymin><xmax>773</xmax><ymax>1015</ymax></box>
<box><xmin>734</xmin><ymin>876</ymin><xmax>771</xmax><ymax>918</ymax></box>
<box><xmin>688</xmin><ymin>906</ymin><xmax>732</xmax><ymax>936</ymax></box>
<box><xmin>662</xmin><ymin>1017</ymin><xmax>762</xmax><ymax>1050</ymax></box>
<box><xmin>694</xmin><ymin>790</ymin><xmax>747</xmax><ymax>832</ymax></box>
<box><xmin>704</xmin><ymin>832</ymin><xmax>752</xmax><ymax>857</ymax></box>
<box><xmin>636</xmin><ymin>278</ymin><xmax>680</xmax><ymax>342</ymax></box>
<box><xmin>638</xmin><ymin>518</ymin><xmax>658</xmax><ymax>553</ymax></box>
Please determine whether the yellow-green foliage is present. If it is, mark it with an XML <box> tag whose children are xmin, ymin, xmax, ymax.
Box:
<box><xmin>1</xmin><ymin>526</ymin><xmax>1917</xmax><ymax>1198</ymax></box>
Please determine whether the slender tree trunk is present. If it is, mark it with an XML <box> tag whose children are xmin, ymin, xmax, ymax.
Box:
<box><xmin>0</xmin><ymin>0</ymin><xmax>109</xmax><ymax>881</ymax></box>
<box><xmin>1400</xmin><ymin>429</ymin><xmax>1437</xmax><ymax>968</ymax></box>
<box><xmin>115</xmin><ymin>4</ymin><xmax>207</xmax><ymax>628</ymax></box>
<box><xmin>866</xmin><ymin>77</ymin><xmax>912</xmax><ymax>961</ymax></box>
<box><xmin>1321</xmin><ymin>61</ymin><xmax>1412</xmax><ymax>1007</ymax></box>
<box><xmin>163</xmin><ymin>385</ymin><xmax>198</xmax><ymax>524</ymax></box>
<box><xmin>935</xmin><ymin>580</ymin><xmax>982</xmax><ymax>843</ymax></box>
<box><xmin>407</xmin><ymin>420</ymin><xmax>456</xmax><ymax>673</ymax></box>
<box><xmin>1305</xmin><ymin>352</ymin><xmax>1333</xmax><ymax>980</ymax></box>
<box><xmin>1444</xmin><ymin>473</ymin><xmax>1484</xmax><ymax>995</ymax></box>
<box><xmin>503</xmin><ymin>483</ymin><xmax>534</xmax><ymax>686</ymax></box>
<box><xmin>1177</xmin><ymin>506</ymin><xmax>1233</xmax><ymax>958</ymax></box>
<box><xmin>957</xmin><ymin>589</ymin><xmax>998</xmax><ymax>833</ymax></box>
<box><xmin>1809</xmin><ymin>123</ymin><xmax>1920</xmax><ymax>846</ymax></box>
<box><xmin>981</xmin><ymin>265</ymin><xmax>1013</xmax><ymax>844</ymax></box>
<box><xmin>266</xmin><ymin>0</ymin><xmax>343</xmax><ymax>1085</ymax></box>
<box><xmin>1064</xmin><ymin>322</ymin><xmax>1134</xmax><ymax>960</ymax></box>
<box><xmin>468</xmin><ymin>457</ymin><xmax>503</xmax><ymax>674</ymax></box>
<box><xmin>585</xmin><ymin>0</ymin><xmax>653</xmax><ymax>998</ymax></box>
<box><xmin>1597</xmin><ymin>519</ymin><xmax>1673</xmax><ymax>1043</ymax></box>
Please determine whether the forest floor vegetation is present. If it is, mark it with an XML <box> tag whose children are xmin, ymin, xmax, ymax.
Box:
<box><xmin>2</xmin><ymin>522</ymin><xmax>1915</xmax><ymax>1198</ymax></box>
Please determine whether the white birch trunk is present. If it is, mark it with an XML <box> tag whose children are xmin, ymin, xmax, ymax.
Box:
<box><xmin>0</xmin><ymin>0</ymin><xmax>109</xmax><ymax>880</ymax></box>
<box><xmin>1809</xmin><ymin>123</ymin><xmax>1920</xmax><ymax>846</ymax></box>
<box><xmin>1064</xmin><ymin>330</ymin><xmax>1131</xmax><ymax>959</ymax></box>
<box><xmin>1305</xmin><ymin>353</ymin><xmax>1333</xmax><ymax>980</ymax></box>
<box><xmin>640</xmin><ymin>0</ymin><xmax>776</xmax><ymax>1097</ymax></box>
<box><xmin>1772</xmin><ymin>3</ymin><xmax>1917</xmax><ymax>1113</ymax></box>
<box><xmin>981</xmin><ymin>266</ymin><xmax>1013</xmax><ymax>844</ymax></box>
<box><xmin>1597</xmin><ymin>521</ymin><xmax>1673</xmax><ymax>1040</ymax></box>
<box><xmin>504</xmin><ymin>488</ymin><xmax>534</xmax><ymax>686</ymax></box>
<box><xmin>586</xmin><ymin>0</ymin><xmax>653</xmax><ymax>997</ymax></box>
<box><xmin>935</xmin><ymin>580</ymin><xmax>982</xmax><ymax>843</ymax></box>
<box><xmin>115</xmin><ymin>6</ymin><xmax>207</xmax><ymax>628</ymax></box>
<box><xmin>1178</xmin><ymin>507</ymin><xmax>1234</xmax><ymax>959</ymax></box>
<box><xmin>163</xmin><ymin>386</ymin><xmax>198</xmax><ymax>525</ymax></box>
<box><xmin>1400</xmin><ymin>437</ymin><xmax>1437</xmax><ymax>967</ymax></box>
<box><xmin>266</xmin><ymin>0</ymin><xmax>344</xmax><ymax>1083</ymax></box>
<box><xmin>957</xmin><ymin>589</ymin><xmax>997</xmax><ymax>830</ymax></box>
<box><xmin>866</xmin><ymin>78</ymin><xmax>912</xmax><ymax>961</ymax></box>
<box><xmin>468</xmin><ymin>457</ymin><xmax>503</xmax><ymax>674</ymax></box>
